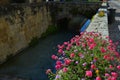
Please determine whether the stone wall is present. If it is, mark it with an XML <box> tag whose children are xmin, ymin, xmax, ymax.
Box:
<box><xmin>0</xmin><ymin>2</ymin><xmax>102</xmax><ymax>63</ymax></box>
<box><xmin>0</xmin><ymin>3</ymin><xmax>51</xmax><ymax>63</ymax></box>
<box><xmin>47</xmin><ymin>2</ymin><xmax>102</xmax><ymax>24</ymax></box>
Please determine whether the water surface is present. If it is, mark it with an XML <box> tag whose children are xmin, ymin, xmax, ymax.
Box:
<box><xmin>0</xmin><ymin>31</ymin><xmax>77</xmax><ymax>80</ymax></box>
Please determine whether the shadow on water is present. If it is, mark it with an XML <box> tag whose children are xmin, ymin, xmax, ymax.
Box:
<box><xmin>0</xmin><ymin>31</ymin><xmax>78</xmax><ymax>80</ymax></box>
<box><xmin>108</xmin><ymin>10</ymin><xmax>120</xmax><ymax>52</ymax></box>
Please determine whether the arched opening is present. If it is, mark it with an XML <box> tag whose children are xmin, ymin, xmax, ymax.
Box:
<box><xmin>57</xmin><ymin>17</ymin><xmax>70</xmax><ymax>31</ymax></box>
<box><xmin>68</xmin><ymin>16</ymin><xmax>87</xmax><ymax>32</ymax></box>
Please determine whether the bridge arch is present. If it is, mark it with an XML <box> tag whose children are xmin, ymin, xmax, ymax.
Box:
<box><xmin>47</xmin><ymin>2</ymin><xmax>102</xmax><ymax>31</ymax></box>
<box><xmin>56</xmin><ymin>14</ymin><xmax>88</xmax><ymax>32</ymax></box>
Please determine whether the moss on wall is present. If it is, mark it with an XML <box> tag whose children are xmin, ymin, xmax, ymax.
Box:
<box><xmin>41</xmin><ymin>25</ymin><xmax>59</xmax><ymax>38</ymax></box>
<box><xmin>0</xmin><ymin>4</ymin><xmax>51</xmax><ymax>63</ymax></box>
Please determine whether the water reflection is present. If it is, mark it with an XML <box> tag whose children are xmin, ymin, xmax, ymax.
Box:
<box><xmin>0</xmin><ymin>31</ymin><xmax>78</xmax><ymax>80</ymax></box>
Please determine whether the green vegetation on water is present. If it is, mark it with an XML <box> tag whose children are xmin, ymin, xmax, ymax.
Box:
<box><xmin>28</xmin><ymin>25</ymin><xmax>59</xmax><ymax>47</ymax></box>
<box><xmin>29</xmin><ymin>37</ymin><xmax>39</xmax><ymax>47</ymax></box>
<box><xmin>41</xmin><ymin>25</ymin><xmax>60</xmax><ymax>38</ymax></box>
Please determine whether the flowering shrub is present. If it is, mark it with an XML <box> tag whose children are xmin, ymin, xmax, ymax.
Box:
<box><xmin>46</xmin><ymin>32</ymin><xmax>120</xmax><ymax>80</ymax></box>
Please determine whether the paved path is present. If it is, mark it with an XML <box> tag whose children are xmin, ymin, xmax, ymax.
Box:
<box><xmin>108</xmin><ymin>0</ymin><xmax>120</xmax><ymax>52</ymax></box>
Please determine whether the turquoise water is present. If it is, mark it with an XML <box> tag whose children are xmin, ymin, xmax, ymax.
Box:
<box><xmin>0</xmin><ymin>31</ymin><xmax>77</xmax><ymax>80</ymax></box>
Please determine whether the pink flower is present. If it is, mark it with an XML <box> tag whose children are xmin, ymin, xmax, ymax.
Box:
<box><xmin>89</xmin><ymin>38</ymin><xmax>94</xmax><ymax>43</ymax></box>
<box><xmin>109</xmin><ymin>65</ymin><xmax>113</xmax><ymax>69</ymax></box>
<box><xmin>76</xmin><ymin>42</ymin><xmax>80</xmax><ymax>46</ymax></box>
<box><xmin>104</xmin><ymin>55</ymin><xmax>108</xmax><ymax>59</ymax></box>
<box><xmin>114</xmin><ymin>52</ymin><xmax>119</xmax><ymax>57</ymax></box>
<box><xmin>51</xmin><ymin>55</ymin><xmax>58</xmax><ymax>60</ymax></box>
<box><xmin>70</xmin><ymin>53</ymin><xmax>75</xmax><ymax>58</ymax></box>
<box><xmin>111</xmin><ymin>77</ymin><xmax>117</xmax><ymax>80</ymax></box>
<box><xmin>91</xmin><ymin>64</ymin><xmax>96</xmax><ymax>69</ymax></box>
<box><xmin>85</xmin><ymin>70</ymin><xmax>92</xmax><ymax>77</ymax></box>
<box><xmin>107</xmin><ymin>76</ymin><xmax>112</xmax><ymax>80</ymax></box>
<box><xmin>78</xmin><ymin>53</ymin><xmax>84</xmax><ymax>58</ymax></box>
<box><xmin>100</xmin><ymin>47</ymin><xmax>106</xmax><ymax>53</ymax></box>
<box><xmin>111</xmin><ymin>56</ymin><xmax>114</xmax><ymax>60</ymax></box>
<box><xmin>57</xmin><ymin>45</ymin><xmax>64</xmax><ymax>49</ymax></box>
<box><xmin>87</xmin><ymin>42</ymin><xmax>90</xmax><ymax>46</ymax></box>
<box><xmin>70</xmin><ymin>39</ymin><xmax>74</xmax><ymax>44</ymax></box>
<box><xmin>80</xmin><ymin>32</ymin><xmax>84</xmax><ymax>35</ymax></box>
<box><xmin>111</xmin><ymin>72</ymin><xmax>118</xmax><ymax>78</ymax></box>
<box><xmin>66</xmin><ymin>47</ymin><xmax>70</xmax><ymax>50</ymax></box>
<box><xmin>56</xmin><ymin>61</ymin><xmax>62</xmax><ymax>65</ymax></box>
<box><xmin>107</xmin><ymin>46</ymin><xmax>112</xmax><ymax>50</ymax></box>
<box><xmin>62</xmin><ymin>67</ymin><xmax>68</xmax><ymax>72</ymax></box>
<box><xmin>109</xmin><ymin>39</ymin><xmax>113</xmax><ymax>43</ymax></box>
<box><xmin>106</xmin><ymin>36</ymin><xmax>109</xmax><ymax>39</ymax></box>
<box><xmin>82</xmin><ymin>43</ymin><xmax>86</xmax><ymax>48</ymax></box>
<box><xmin>78</xmin><ymin>53</ymin><xmax>82</xmax><ymax>56</ymax></box>
<box><xmin>89</xmin><ymin>43</ymin><xmax>96</xmax><ymax>50</ymax></box>
<box><xmin>83</xmin><ymin>62</ymin><xmax>87</xmax><ymax>66</ymax></box>
<box><xmin>64</xmin><ymin>42</ymin><xmax>68</xmax><ymax>45</ymax></box>
<box><xmin>55</xmin><ymin>65</ymin><xmax>61</xmax><ymax>70</ymax></box>
<box><xmin>117</xmin><ymin>65</ymin><xmax>120</xmax><ymax>70</ymax></box>
<box><xmin>96</xmin><ymin>76</ymin><xmax>101</xmax><ymax>80</ymax></box>
<box><xmin>105</xmin><ymin>73</ymin><xmax>110</xmax><ymax>77</ymax></box>
<box><xmin>46</xmin><ymin>69</ymin><xmax>51</xmax><ymax>74</ymax></box>
<box><xmin>58</xmin><ymin>49</ymin><xmax>63</xmax><ymax>54</ymax></box>
<box><xmin>64</xmin><ymin>59</ymin><xmax>71</xmax><ymax>65</ymax></box>
<box><xmin>68</xmin><ymin>44</ymin><xmax>72</xmax><ymax>48</ymax></box>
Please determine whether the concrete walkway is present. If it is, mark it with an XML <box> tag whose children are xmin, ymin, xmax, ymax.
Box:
<box><xmin>108</xmin><ymin>0</ymin><xmax>120</xmax><ymax>52</ymax></box>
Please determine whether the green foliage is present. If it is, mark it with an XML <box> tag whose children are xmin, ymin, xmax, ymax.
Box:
<box><xmin>47</xmin><ymin>32</ymin><xmax>120</xmax><ymax>80</ymax></box>
<box><xmin>41</xmin><ymin>25</ymin><xmax>59</xmax><ymax>38</ymax></box>
<box><xmin>29</xmin><ymin>37</ymin><xmax>39</xmax><ymax>47</ymax></box>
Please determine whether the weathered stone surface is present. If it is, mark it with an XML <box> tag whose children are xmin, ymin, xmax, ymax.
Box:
<box><xmin>86</xmin><ymin>7</ymin><xmax>108</xmax><ymax>39</ymax></box>
<box><xmin>0</xmin><ymin>4</ymin><xmax>51</xmax><ymax>63</ymax></box>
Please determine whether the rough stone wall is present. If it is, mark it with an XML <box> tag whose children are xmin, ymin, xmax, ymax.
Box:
<box><xmin>0</xmin><ymin>4</ymin><xmax>51</xmax><ymax>63</ymax></box>
<box><xmin>47</xmin><ymin>2</ymin><xmax>102</xmax><ymax>23</ymax></box>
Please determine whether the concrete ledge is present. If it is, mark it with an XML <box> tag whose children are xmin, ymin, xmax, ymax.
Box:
<box><xmin>86</xmin><ymin>3</ymin><xmax>108</xmax><ymax>39</ymax></box>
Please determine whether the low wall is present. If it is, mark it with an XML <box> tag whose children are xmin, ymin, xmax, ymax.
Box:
<box><xmin>0</xmin><ymin>4</ymin><xmax>51</xmax><ymax>63</ymax></box>
<box><xmin>86</xmin><ymin>2</ymin><xmax>108</xmax><ymax>39</ymax></box>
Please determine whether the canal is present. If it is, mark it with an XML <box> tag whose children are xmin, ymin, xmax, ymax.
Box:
<box><xmin>0</xmin><ymin>31</ymin><xmax>78</xmax><ymax>80</ymax></box>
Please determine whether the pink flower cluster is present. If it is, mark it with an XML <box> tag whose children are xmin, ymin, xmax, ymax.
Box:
<box><xmin>47</xmin><ymin>32</ymin><xmax>120</xmax><ymax>80</ymax></box>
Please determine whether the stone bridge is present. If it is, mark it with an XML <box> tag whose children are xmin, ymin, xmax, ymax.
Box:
<box><xmin>46</xmin><ymin>2</ymin><xmax>102</xmax><ymax>30</ymax></box>
<box><xmin>0</xmin><ymin>2</ymin><xmax>102</xmax><ymax>28</ymax></box>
